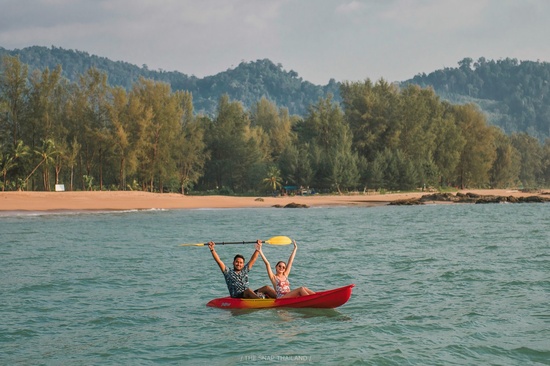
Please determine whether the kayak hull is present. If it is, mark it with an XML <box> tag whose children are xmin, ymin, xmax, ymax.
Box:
<box><xmin>207</xmin><ymin>284</ymin><xmax>354</xmax><ymax>309</ymax></box>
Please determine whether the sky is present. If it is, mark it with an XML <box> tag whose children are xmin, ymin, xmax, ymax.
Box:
<box><xmin>1</xmin><ymin>0</ymin><xmax>549</xmax><ymax>85</ymax></box>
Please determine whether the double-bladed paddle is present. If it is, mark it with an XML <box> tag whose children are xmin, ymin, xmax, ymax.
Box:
<box><xmin>179</xmin><ymin>235</ymin><xmax>292</xmax><ymax>247</ymax></box>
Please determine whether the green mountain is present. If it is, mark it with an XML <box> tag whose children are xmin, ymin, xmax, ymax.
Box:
<box><xmin>404</xmin><ymin>57</ymin><xmax>550</xmax><ymax>141</ymax></box>
<box><xmin>0</xmin><ymin>45</ymin><xmax>340</xmax><ymax>117</ymax></box>
<box><xmin>1</xmin><ymin>47</ymin><xmax>549</xmax><ymax>140</ymax></box>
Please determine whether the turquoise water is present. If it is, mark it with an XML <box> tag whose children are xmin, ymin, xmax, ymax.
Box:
<box><xmin>1</xmin><ymin>203</ymin><xmax>549</xmax><ymax>365</ymax></box>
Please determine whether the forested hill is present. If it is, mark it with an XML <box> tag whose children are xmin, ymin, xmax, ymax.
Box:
<box><xmin>2</xmin><ymin>46</ymin><xmax>549</xmax><ymax>139</ymax></box>
<box><xmin>0</xmin><ymin>46</ymin><xmax>340</xmax><ymax>116</ymax></box>
<box><xmin>404</xmin><ymin>57</ymin><xmax>550</xmax><ymax>141</ymax></box>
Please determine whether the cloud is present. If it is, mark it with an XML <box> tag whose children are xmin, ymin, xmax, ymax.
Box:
<box><xmin>336</xmin><ymin>1</ymin><xmax>365</xmax><ymax>14</ymax></box>
<box><xmin>1</xmin><ymin>0</ymin><xmax>549</xmax><ymax>84</ymax></box>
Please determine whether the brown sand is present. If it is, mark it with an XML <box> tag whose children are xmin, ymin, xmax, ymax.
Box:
<box><xmin>0</xmin><ymin>189</ymin><xmax>548</xmax><ymax>212</ymax></box>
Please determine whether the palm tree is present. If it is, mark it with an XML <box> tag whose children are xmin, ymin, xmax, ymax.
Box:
<box><xmin>1</xmin><ymin>140</ymin><xmax>29</xmax><ymax>191</ymax></box>
<box><xmin>1</xmin><ymin>151</ymin><xmax>16</xmax><ymax>191</ymax></box>
<box><xmin>25</xmin><ymin>139</ymin><xmax>59</xmax><ymax>190</ymax></box>
<box><xmin>263</xmin><ymin>166</ymin><xmax>283</xmax><ymax>193</ymax></box>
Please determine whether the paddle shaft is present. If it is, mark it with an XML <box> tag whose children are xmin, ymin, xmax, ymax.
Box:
<box><xmin>180</xmin><ymin>240</ymin><xmax>261</xmax><ymax>247</ymax></box>
<box><xmin>179</xmin><ymin>235</ymin><xmax>292</xmax><ymax>247</ymax></box>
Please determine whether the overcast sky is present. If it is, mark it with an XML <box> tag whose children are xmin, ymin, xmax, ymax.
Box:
<box><xmin>1</xmin><ymin>0</ymin><xmax>549</xmax><ymax>85</ymax></box>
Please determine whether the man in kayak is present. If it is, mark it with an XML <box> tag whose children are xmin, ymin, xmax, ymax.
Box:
<box><xmin>208</xmin><ymin>240</ymin><xmax>277</xmax><ymax>299</ymax></box>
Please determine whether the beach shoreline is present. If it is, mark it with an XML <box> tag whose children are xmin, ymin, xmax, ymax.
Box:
<box><xmin>1</xmin><ymin>189</ymin><xmax>548</xmax><ymax>212</ymax></box>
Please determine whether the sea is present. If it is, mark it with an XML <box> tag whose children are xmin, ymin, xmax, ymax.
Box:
<box><xmin>1</xmin><ymin>202</ymin><xmax>548</xmax><ymax>365</ymax></box>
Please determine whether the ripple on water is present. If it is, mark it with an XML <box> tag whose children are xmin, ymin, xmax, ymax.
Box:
<box><xmin>1</xmin><ymin>205</ymin><xmax>549</xmax><ymax>365</ymax></box>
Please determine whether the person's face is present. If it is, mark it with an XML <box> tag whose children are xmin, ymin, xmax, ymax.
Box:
<box><xmin>233</xmin><ymin>257</ymin><xmax>244</xmax><ymax>271</ymax></box>
<box><xmin>276</xmin><ymin>262</ymin><xmax>286</xmax><ymax>274</ymax></box>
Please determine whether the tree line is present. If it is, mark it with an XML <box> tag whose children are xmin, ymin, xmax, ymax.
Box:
<box><xmin>1</xmin><ymin>55</ymin><xmax>549</xmax><ymax>194</ymax></box>
<box><xmin>5</xmin><ymin>47</ymin><xmax>549</xmax><ymax>142</ymax></box>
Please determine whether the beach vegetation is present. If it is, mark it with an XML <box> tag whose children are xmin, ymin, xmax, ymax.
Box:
<box><xmin>0</xmin><ymin>55</ymin><xmax>549</xmax><ymax>193</ymax></box>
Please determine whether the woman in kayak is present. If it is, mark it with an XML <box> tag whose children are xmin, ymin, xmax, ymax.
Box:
<box><xmin>256</xmin><ymin>240</ymin><xmax>315</xmax><ymax>298</ymax></box>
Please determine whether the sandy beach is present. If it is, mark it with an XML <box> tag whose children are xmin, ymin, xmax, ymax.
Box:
<box><xmin>0</xmin><ymin>189</ymin><xmax>548</xmax><ymax>212</ymax></box>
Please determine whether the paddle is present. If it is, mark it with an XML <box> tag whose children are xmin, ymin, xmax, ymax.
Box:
<box><xmin>179</xmin><ymin>235</ymin><xmax>292</xmax><ymax>247</ymax></box>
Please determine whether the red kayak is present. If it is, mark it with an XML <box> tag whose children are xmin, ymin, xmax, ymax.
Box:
<box><xmin>207</xmin><ymin>284</ymin><xmax>354</xmax><ymax>309</ymax></box>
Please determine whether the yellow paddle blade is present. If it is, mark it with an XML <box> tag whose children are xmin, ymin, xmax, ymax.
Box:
<box><xmin>264</xmin><ymin>236</ymin><xmax>292</xmax><ymax>245</ymax></box>
<box><xmin>179</xmin><ymin>242</ymin><xmax>207</xmax><ymax>247</ymax></box>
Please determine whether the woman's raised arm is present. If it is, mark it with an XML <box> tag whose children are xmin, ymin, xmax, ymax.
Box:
<box><xmin>256</xmin><ymin>242</ymin><xmax>276</xmax><ymax>286</ymax></box>
<box><xmin>284</xmin><ymin>240</ymin><xmax>298</xmax><ymax>276</ymax></box>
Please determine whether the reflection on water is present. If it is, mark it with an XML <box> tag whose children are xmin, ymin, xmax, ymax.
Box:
<box><xmin>227</xmin><ymin>307</ymin><xmax>350</xmax><ymax>320</ymax></box>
